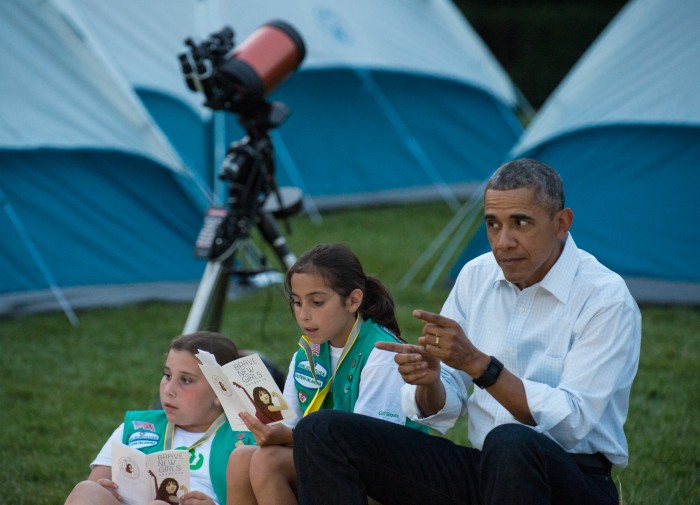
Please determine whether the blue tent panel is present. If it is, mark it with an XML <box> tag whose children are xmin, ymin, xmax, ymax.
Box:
<box><xmin>137</xmin><ymin>89</ymin><xmax>215</xmax><ymax>189</ymax></box>
<box><xmin>139</xmin><ymin>69</ymin><xmax>523</xmax><ymax>207</ymax></box>
<box><xmin>0</xmin><ymin>196</ymin><xmax>49</xmax><ymax>293</ymax></box>
<box><xmin>269</xmin><ymin>69</ymin><xmax>522</xmax><ymax>201</ymax></box>
<box><xmin>1</xmin><ymin>149</ymin><xmax>206</xmax><ymax>295</ymax></box>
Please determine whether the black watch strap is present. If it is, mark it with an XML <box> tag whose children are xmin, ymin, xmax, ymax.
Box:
<box><xmin>473</xmin><ymin>356</ymin><xmax>503</xmax><ymax>389</ymax></box>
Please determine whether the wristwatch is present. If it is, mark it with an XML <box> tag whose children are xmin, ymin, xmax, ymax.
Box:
<box><xmin>473</xmin><ymin>356</ymin><xmax>503</xmax><ymax>389</ymax></box>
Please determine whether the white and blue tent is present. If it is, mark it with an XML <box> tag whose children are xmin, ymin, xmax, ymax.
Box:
<box><xmin>453</xmin><ymin>0</ymin><xmax>700</xmax><ymax>304</ymax></box>
<box><xmin>0</xmin><ymin>0</ymin><xmax>213</xmax><ymax>320</ymax></box>
<box><xmin>1</xmin><ymin>0</ymin><xmax>526</xmax><ymax>318</ymax></box>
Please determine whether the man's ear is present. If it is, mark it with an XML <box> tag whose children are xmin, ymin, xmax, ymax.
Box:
<box><xmin>556</xmin><ymin>208</ymin><xmax>574</xmax><ymax>238</ymax></box>
<box><xmin>347</xmin><ymin>288</ymin><xmax>363</xmax><ymax>312</ymax></box>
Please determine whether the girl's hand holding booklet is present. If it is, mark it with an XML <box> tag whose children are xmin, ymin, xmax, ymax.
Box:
<box><xmin>196</xmin><ymin>349</ymin><xmax>295</xmax><ymax>430</ymax></box>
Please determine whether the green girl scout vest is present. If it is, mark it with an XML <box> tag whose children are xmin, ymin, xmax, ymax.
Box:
<box><xmin>292</xmin><ymin>317</ymin><xmax>428</xmax><ymax>432</ymax></box>
<box><xmin>122</xmin><ymin>410</ymin><xmax>255</xmax><ymax>504</ymax></box>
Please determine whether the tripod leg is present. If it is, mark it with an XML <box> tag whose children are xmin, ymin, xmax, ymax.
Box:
<box><xmin>257</xmin><ymin>212</ymin><xmax>297</xmax><ymax>269</ymax></box>
<box><xmin>183</xmin><ymin>258</ymin><xmax>231</xmax><ymax>333</ymax></box>
<box><xmin>207</xmin><ymin>272</ymin><xmax>230</xmax><ymax>331</ymax></box>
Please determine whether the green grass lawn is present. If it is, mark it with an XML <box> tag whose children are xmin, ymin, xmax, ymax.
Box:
<box><xmin>1</xmin><ymin>201</ymin><xmax>698</xmax><ymax>504</ymax></box>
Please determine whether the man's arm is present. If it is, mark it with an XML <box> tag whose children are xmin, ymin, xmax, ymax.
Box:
<box><xmin>376</xmin><ymin>311</ymin><xmax>534</xmax><ymax>426</ymax></box>
<box><xmin>412</xmin><ymin>309</ymin><xmax>535</xmax><ymax>425</ymax></box>
<box><xmin>522</xmin><ymin>299</ymin><xmax>641</xmax><ymax>449</ymax></box>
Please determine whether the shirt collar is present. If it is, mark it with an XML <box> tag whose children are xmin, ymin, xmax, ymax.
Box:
<box><xmin>494</xmin><ymin>234</ymin><xmax>580</xmax><ymax>304</ymax></box>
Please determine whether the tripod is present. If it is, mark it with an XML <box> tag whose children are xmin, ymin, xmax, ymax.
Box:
<box><xmin>183</xmin><ymin>102</ymin><xmax>302</xmax><ymax>334</ymax></box>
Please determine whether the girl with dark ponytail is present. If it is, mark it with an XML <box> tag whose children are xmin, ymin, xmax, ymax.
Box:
<box><xmin>285</xmin><ymin>242</ymin><xmax>401</xmax><ymax>337</ymax></box>
<box><xmin>227</xmin><ymin>243</ymin><xmax>424</xmax><ymax>505</ymax></box>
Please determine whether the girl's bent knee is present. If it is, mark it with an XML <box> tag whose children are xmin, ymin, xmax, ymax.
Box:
<box><xmin>229</xmin><ymin>444</ymin><xmax>258</xmax><ymax>464</ymax></box>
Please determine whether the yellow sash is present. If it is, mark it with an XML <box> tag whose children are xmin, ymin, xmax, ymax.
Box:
<box><xmin>299</xmin><ymin>315</ymin><xmax>364</xmax><ymax>416</ymax></box>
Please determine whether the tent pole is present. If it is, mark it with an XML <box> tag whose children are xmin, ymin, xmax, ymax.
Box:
<box><xmin>422</xmin><ymin>196</ymin><xmax>483</xmax><ymax>291</ymax></box>
<box><xmin>356</xmin><ymin>69</ymin><xmax>461</xmax><ymax>212</ymax></box>
<box><xmin>399</xmin><ymin>181</ymin><xmax>485</xmax><ymax>290</ymax></box>
<box><xmin>271</xmin><ymin>131</ymin><xmax>323</xmax><ymax>224</ymax></box>
<box><xmin>0</xmin><ymin>189</ymin><xmax>79</xmax><ymax>326</ymax></box>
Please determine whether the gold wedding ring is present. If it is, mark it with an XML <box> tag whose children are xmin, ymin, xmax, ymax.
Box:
<box><xmin>435</xmin><ymin>336</ymin><xmax>440</xmax><ymax>346</ymax></box>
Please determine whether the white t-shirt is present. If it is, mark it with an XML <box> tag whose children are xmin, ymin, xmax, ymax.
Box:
<box><xmin>91</xmin><ymin>423</ymin><xmax>220</xmax><ymax>504</ymax></box>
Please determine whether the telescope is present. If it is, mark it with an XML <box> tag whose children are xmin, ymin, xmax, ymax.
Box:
<box><xmin>178</xmin><ymin>21</ymin><xmax>306</xmax><ymax>333</ymax></box>
<box><xmin>179</xmin><ymin>21</ymin><xmax>306</xmax><ymax>115</ymax></box>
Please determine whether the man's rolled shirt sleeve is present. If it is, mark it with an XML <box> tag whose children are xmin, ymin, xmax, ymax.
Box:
<box><xmin>401</xmin><ymin>366</ymin><xmax>471</xmax><ymax>435</ymax></box>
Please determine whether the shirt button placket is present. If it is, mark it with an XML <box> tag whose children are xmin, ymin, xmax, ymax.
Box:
<box><xmin>505</xmin><ymin>291</ymin><xmax>531</xmax><ymax>374</ymax></box>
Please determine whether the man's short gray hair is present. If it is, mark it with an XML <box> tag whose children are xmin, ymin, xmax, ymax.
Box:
<box><xmin>485</xmin><ymin>158</ymin><xmax>565</xmax><ymax>216</ymax></box>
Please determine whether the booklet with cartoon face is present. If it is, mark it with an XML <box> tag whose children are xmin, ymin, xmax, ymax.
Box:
<box><xmin>196</xmin><ymin>350</ymin><xmax>296</xmax><ymax>430</ymax></box>
<box><xmin>111</xmin><ymin>441</ymin><xmax>190</xmax><ymax>505</ymax></box>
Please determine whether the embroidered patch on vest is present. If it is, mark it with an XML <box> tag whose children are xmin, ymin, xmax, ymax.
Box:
<box><xmin>127</xmin><ymin>430</ymin><xmax>160</xmax><ymax>448</ymax></box>
<box><xmin>132</xmin><ymin>421</ymin><xmax>155</xmax><ymax>431</ymax></box>
<box><xmin>294</xmin><ymin>359</ymin><xmax>329</xmax><ymax>389</ymax></box>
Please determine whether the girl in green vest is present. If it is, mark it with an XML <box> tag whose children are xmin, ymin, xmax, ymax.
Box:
<box><xmin>227</xmin><ymin>243</ymin><xmax>422</xmax><ymax>505</ymax></box>
<box><xmin>64</xmin><ymin>332</ymin><xmax>255</xmax><ymax>505</ymax></box>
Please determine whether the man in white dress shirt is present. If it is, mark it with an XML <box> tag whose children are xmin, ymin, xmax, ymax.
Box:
<box><xmin>292</xmin><ymin>158</ymin><xmax>642</xmax><ymax>505</ymax></box>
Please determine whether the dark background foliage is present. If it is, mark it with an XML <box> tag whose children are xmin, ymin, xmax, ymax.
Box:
<box><xmin>454</xmin><ymin>0</ymin><xmax>628</xmax><ymax>108</ymax></box>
